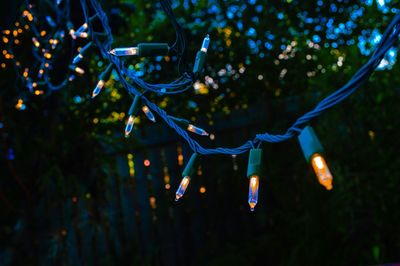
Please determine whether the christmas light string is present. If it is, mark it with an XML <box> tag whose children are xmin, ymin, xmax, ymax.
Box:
<box><xmin>3</xmin><ymin>0</ymin><xmax>399</xmax><ymax>210</ymax></box>
<box><xmin>0</xmin><ymin>0</ymin><xmax>97</xmax><ymax>107</ymax></box>
<box><xmin>77</xmin><ymin>0</ymin><xmax>400</xmax><ymax>210</ymax></box>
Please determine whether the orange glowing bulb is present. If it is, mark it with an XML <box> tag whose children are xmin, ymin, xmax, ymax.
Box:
<box><xmin>175</xmin><ymin>176</ymin><xmax>190</xmax><ymax>201</ymax></box>
<box><xmin>32</xmin><ymin>37</ymin><xmax>40</xmax><ymax>47</ymax></box>
<box><xmin>311</xmin><ymin>154</ymin><xmax>333</xmax><ymax>190</ymax></box>
<box><xmin>248</xmin><ymin>175</ymin><xmax>259</xmax><ymax>211</ymax></box>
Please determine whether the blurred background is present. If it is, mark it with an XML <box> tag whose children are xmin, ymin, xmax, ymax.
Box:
<box><xmin>1</xmin><ymin>0</ymin><xmax>400</xmax><ymax>265</ymax></box>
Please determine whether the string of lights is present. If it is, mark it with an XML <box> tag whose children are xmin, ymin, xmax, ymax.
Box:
<box><xmin>0</xmin><ymin>0</ymin><xmax>98</xmax><ymax>109</ymax></box>
<box><xmin>76</xmin><ymin>0</ymin><xmax>400</xmax><ymax>210</ymax></box>
<box><xmin>77</xmin><ymin>0</ymin><xmax>400</xmax><ymax>210</ymax></box>
<box><xmin>4</xmin><ymin>0</ymin><xmax>399</xmax><ymax>211</ymax></box>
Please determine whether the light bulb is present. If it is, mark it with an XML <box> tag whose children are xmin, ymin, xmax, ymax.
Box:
<box><xmin>32</xmin><ymin>37</ymin><xmax>40</xmax><ymax>47</ymax></box>
<box><xmin>109</xmin><ymin>47</ymin><xmax>138</xmax><ymax>56</ymax></box>
<box><xmin>92</xmin><ymin>80</ymin><xmax>105</xmax><ymax>98</ymax></box>
<box><xmin>38</xmin><ymin>68</ymin><xmax>44</xmax><ymax>78</ymax></box>
<box><xmin>74</xmin><ymin>32</ymin><xmax>88</xmax><ymax>38</ymax></box>
<box><xmin>246</xmin><ymin>148</ymin><xmax>263</xmax><ymax>211</ymax></box>
<box><xmin>51</xmin><ymin>39</ymin><xmax>58</xmax><ymax>49</ymax></box>
<box><xmin>76</xmin><ymin>23</ymin><xmax>88</xmax><ymax>33</ymax></box>
<box><xmin>175</xmin><ymin>176</ymin><xmax>190</xmax><ymax>201</ymax></box>
<box><xmin>200</xmin><ymin>34</ymin><xmax>210</xmax><ymax>52</ymax></box>
<box><xmin>72</xmin><ymin>54</ymin><xmax>83</xmax><ymax>64</ymax></box>
<box><xmin>72</xmin><ymin>42</ymin><xmax>93</xmax><ymax>64</ymax></box>
<box><xmin>74</xmin><ymin>67</ymin><xmax>85</xmax><ymax>75</ymax></box>
<box><xmin>69</xmin><ymin>29</ymin><xmax>76</xmax><ymax>39</ymax></box>
<box><xmin>248</xmin><ymin>175</ymin><xmax>259</xmax><ymax>211</ymax></box>
<box><xmin>298</xmin><ymin>126</ymin><xmax>333</xmax><ymax>190</ymax></box>
<box><xmin>44</xmin><ymin>52</ymin><xmax>52</xmax><ymax>59</ymax></box>
<box><xmin>175</xmin><ymin>153</ymin><xmax>199</xmax><ymax>201</ymax></box>
<box><xmin>187</xmin><ymin>124</ymin><xmax>209</xmax><ymax>136</ymax></box>
<box><xmin>310</xmin><ymin>153</ymin><xmax>333</xmax><ymax>190</ymax></box>
<box><xmin>124</xmin><ymin>96</ymin><xmax>141</xmax><ymax>137</ymax></box>
<box><xmin>142</xmin><ymin>105</ymin><xmax>156</xmax><ymax>122</ymax></box>
<box><xmin>124</xmin><ymin>115</ymin><xmax>135</xmax><ymax>137</ymax></box>
<box><xmin>193</xmin><ymin>35</ymin><xmax>211</xmax><ymax>75</ymax></box>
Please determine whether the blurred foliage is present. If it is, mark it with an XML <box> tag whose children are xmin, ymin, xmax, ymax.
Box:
<box><xmin>0</xmin><ymin>0</ymin><xmax>400</xmax><ymax>265</ymax></box>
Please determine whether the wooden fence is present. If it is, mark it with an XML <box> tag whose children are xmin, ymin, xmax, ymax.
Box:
<box><xmin>26</xmin><ymin>99</ymin><xmax>288</xmax><ymax>265</ymax></box>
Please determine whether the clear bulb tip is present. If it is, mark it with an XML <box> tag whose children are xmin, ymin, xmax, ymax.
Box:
<box><xmin>249</xmin><ymin>202</ymin><xmax>257</xmax><ymax>211</ymax></box>
<box><xmin>109</xmin><ymin>49</ymin><xmax>116</xmax><ymax>55</ymax></box>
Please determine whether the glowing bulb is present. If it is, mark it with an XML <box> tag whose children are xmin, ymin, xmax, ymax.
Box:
<box><xmin>124</xmin><ymin>115</ymin><xmax>135</xmax><ymax>137</ymax></box>
<box><xmin>314</xmin><ymin>156</ymin><xmax>324</xmax><ymax>169</ymax></box>
<box><xmin>248</xmin><ymin>176</ymin><xmax>259</xmax><ymax>211</ymax></box>
<box><xmin>109</xmin><ymin>47</ymin><xmax>138</xmax><ymax>56</ymax></box>
<box><xmin>76</xmin><ymin>23</ymin><xmax>88</xmax><ymax>33</ymax></box>
<box><xmin>69</xmin><ymin>29</ymin><xmax>76</xmax><ymax>39</ymax></box>
<box><xmin>175</xmin><ymin>176</ymin><xmax>190</xmax><ymax>201</ymax></box>
<box><xmin>187</xmin><ymin>124</ymin><xmax>209</xmax><ymax>136</ymax></box>
<box><xmin>74</xmin><ymin>67</ymin><xmax>85</xmax><ymax>75</ymax></box>
<box><xmin>72</xmin><ymin>54</ymin><xmax>83</xmax><ymax>64</ymax></box>
<box><xmin>246</xmin><ymin>149</ymin><xmax>262</xmax><ymax>211</ymax></box>
<box><xmin>32</xmin><ymin>37</ymin><xmax>40</xmax><ymax>47</ymax></box>
<box><xmin>15</xmin><ymin>99</ymin><xmax>25</xmax><ymax>110</ymax></box>
<box><xmin>92</xmin><ymin>80</ymin><xmax>105</xmax><ymax>98</ymax></box>
<box><xmin>311</xmin><ymin>154</ymin><xmax>333</xmax><ymax>190</ymax></box>
<box><xmin>200</xmin><ymin>34</ymin><xmax>210</xmax><ymax>52</ymax></box>
<box><xmin>51</xmin><ymin>39</ymin><xmax>59</xmax><ymax>49</ymax></box>
<box><xmin>74</xmin><ymin>32</ymin><xmax>88</xmax><ymax>38</ymax></box>
<box><xmin>176</xmin><ymin>153</ymin><xmax>199</xmax><ymax>201</ymax></box>
<box><xmin>142</xmin><ymin>105</ymin><xmax>156</xmax><ymax>122</ymax></box>
<box><xmin>44</xmin><ymin>52</ymin><xmax>52</xmax><ymax>59</ymax></box>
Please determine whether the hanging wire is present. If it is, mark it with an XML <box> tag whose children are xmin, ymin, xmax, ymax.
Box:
<box><xmin>81</xmin><ymin>0</ymin><xmax>400</xmax><ymax>155</ymax></box>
